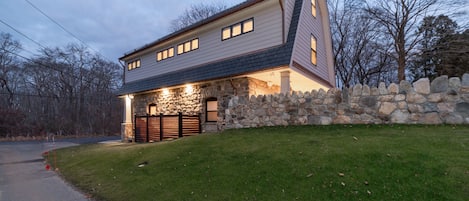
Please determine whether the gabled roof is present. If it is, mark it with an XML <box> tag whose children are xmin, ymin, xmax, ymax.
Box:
<box><xmin>117</xmin><ymin>0</ymin><xmax>302</xmax><ymax>96</ymax></box>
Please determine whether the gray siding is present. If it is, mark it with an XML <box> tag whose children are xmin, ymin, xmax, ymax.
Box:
<box><xmin>125</xmin><ymin>1</ymin><xmax>283</xmax><ymax>83</ymax></box>
<box><xmin>283</xmin><ymin>0</ymin><xmax>296</xmax><ymax>42</ymax></box>
<box><xmin>290</xmin><ymin>0</ymin><xmax>333</xmax><ymax>86</ymax></box>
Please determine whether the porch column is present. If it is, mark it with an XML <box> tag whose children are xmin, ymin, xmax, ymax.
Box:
<box><xmin>280</xmin><ymin>70</ymin><xmax>291</xmax><ymax>94</ymax></box>
<box><xmin>121</xmin><ymin>95</ymin><xmax>133</xmax><ymax>142</ymax></box>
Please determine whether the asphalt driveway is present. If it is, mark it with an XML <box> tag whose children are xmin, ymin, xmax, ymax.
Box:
<box><xmin>0</xmin><ymin>136</ymin><xmax>119</xmax><ymax>201</ymax></box>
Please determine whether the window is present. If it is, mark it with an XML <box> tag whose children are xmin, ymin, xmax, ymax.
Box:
<box><xmin>148</xmin><ymin>104</ymin><xmax>157</xmax><ymax>116</ymax></box>
<box><xmin>127</xmin><ymin>59</ymin><xmax>141</xmax><ymax>71</ymax></box>
<box><xmin>157</xmin><ymin>47</ymin><xmax>174</xmax><ymax>62</ymax></box>
<box><xmin>221</xmin><ymin>18</ymin><xmax>254</xmax><ymax>41</ymax></box>
<box><xmin>206</xmin><ymin>98</ymin><xmax>218</xmax><ymax>122</ymax></box>
<box><xmin>311</xmin><ymin>0</ymin><xmax>316</xmax><ymax>17</ymax></box>
<box><xmin>177</xmin><ymin>38</ymin><xmax>199</xmax><ymax>55</ymax></box>
<box><xmin>311</xmin><ymin>35</ymin><xmax>317</xmax><ymax>65</ymax></box>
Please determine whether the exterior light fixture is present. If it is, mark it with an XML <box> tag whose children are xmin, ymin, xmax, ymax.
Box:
<box><xmin>162</xmin><ymin>88</ymin><xmax>170</xmax><ymax>96</ymax></box>
<box><xmin>185</xmin><ymin>84</ymin><xmax>193</xmax><ymax>94</ymax></box>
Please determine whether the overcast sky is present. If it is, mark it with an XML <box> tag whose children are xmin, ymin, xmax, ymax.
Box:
<box><xmin>0</xmin><ymin>0</ymin><xmax>243</xmax><ymax>62</ymax></box>
<box><xmin>1</xmin><ymin>0</ymin><xmax>467</xmax><ymax>63</ymax></box>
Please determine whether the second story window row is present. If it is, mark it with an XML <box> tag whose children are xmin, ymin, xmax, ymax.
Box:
<box><xmin>177</xmin><ymin>38</ymin><xmax>199</xmax><ymax>55</ymax></box>
<box><xmin>127</xmin><ymin>59</ymin><xmax>140</xmax><ymax>71</ymax></box>
<box><xmin>157</xmin><ymin>47</ymin><xmax>174</xmax><ymax>62</ymax></box>
<box><xmin>222</xmin><ymin>18</ymin><xmax>254</xmax><ymax>41</ymax></box>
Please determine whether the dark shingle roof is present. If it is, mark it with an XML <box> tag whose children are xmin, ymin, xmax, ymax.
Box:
<box><xmin>117</xmin><ymin>0</ymin><xmax>301</xmax><ymax>96</ymax></box>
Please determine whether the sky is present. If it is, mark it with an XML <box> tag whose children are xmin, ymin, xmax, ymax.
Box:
<box><xmin>1</xmin><ymin>0</ymin><xmax>467</xmax><ymax>63</ymax></box>
<box><xmin>0</xmin><ymin>0</ymin><xmax>244</xmax><ymax>62</ymax></box>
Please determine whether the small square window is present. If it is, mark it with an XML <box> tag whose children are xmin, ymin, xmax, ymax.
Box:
<box><xmin>168</xmin><ymin>48</ymin><xmax>174</xmax><ymax>57</ymax></box>
<box><xmin>232</xmin><ymin>24</ymin><xmax>242</xmax><ymax>37</ymax></box>
<box><xmin>149</xmin><ymin>104</ymin><xmax>157</xmax><ymax>116</ymax></box>
<box><xmin>184</xmin><ymin>42</ymin><xmax>191</xmax><ymax>52</ymax></box>
<box><xmin>222</xmin><ymin>27</ymin><xmax>231</xmax><ymax>40</ymax></box>
<box><xmin>177</xmin><ymin>44</ymin><xmax>184</xmax><ymax>55</ymax></box>
<box><xmin>136</xmin><ymin>60</ymin><xmax>140</xmax><ymax>67</ymax></box>
<box><xmin>192</xmin><ymin>39</ymin><xmax>199</xmax><ymax>50</ymax></box>
<box><xmin>163</xmin><ymin>50</ymin><xmax>168</xmax><ymax>59</ymax></box>
<box><xmin>243</xmin><ymin>19</ymin><xmax>253</xmax><ymax>33</ymax></box>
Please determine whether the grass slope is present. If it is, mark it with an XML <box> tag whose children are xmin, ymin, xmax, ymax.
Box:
<box><xmin>52</xmin><ymin>125</ymin><xmax>469</xmax><ymax>201</ymax></box>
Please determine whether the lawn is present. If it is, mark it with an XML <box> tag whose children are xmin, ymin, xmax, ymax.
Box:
<box><xmin>51</xmin><ymin>125</ymin><xmax>469</xmax><ymax>201</ymax></box>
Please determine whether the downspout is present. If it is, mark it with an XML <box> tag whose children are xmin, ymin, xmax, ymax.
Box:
<box><xmin>279</xmin><ymin>0</ymin><xmax>285</xmax><ymax>44</ymax></box>
<box><xmin>118</xmin><ymin>59</ymin><xmax>126</xmax><ymax>84</ymax></box>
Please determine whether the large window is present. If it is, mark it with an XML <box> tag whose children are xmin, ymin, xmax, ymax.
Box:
<box><xmin>206</xmin><ymin>98</ymin><xmax>218</xmax><ymax>122</ymax></box>
<box><xmin>127</xmin><ymin>59</ymin><xmax>141</xmax><ymax>71</ymax></box>
<box><xmin>222</xmin><ymin>18</ymin><xmax>254</xmax><ymax>40</ymax></box>
<box><xmin>311</xmin><ymin>35</ymin><xmax>317</xmax><ymax>65</ymax></box>
<box><xmin>311</xmin><ymin>0</ymin><xmax>316</xmax><ymax>17</ymax></box>
<box><xmin>177</xmin><ymin>38</ymin><xmax>199</xmax><ymax>55</ymax></box>
<box><xmin>157</xmin><ymin>47</ymin><xmax>174</xmax><ymax>62</ymax></box>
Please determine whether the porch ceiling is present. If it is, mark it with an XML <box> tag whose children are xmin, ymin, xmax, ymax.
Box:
<box><xmin>244</xmin><ymin>67</ymin><xmax>330</xmax><ymax>93</ymax></box>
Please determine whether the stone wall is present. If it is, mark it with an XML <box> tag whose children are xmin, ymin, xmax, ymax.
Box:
<box><xmin>224</xmin><ymin>74</ymin><xmax>469</xmax><ymax>128</ymax></box>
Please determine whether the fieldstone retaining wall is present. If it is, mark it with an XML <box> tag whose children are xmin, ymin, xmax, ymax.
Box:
<box><xmin>224</xmin><ymin>74</ymin><xmax>469</xmax><ymax>128</ymax></box>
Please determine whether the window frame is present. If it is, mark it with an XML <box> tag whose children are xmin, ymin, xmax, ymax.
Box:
<box><xmin>311</xmin><ymin>34</ymin><xmax>317</xmax><ymax>66</ymax></box>
<box><xmin>156</xmin><ymin>47</ymin><xmax>175</xmax><ymax>62</ymax></box>
<box><xmin>221</xmin><ymin>18</ymin><xmax>254</xmax><ymax>41</ymax></box>
<box><xmin>177</xmin><ymin>38</ymin><xmax>199</xmax><ymax>55</ymax></box>
<box><xmin>311</xmin><ymin>0</ymin><xmax>316</xmax><ymax>17</ymax></box>
<box><xmin>127</xmin><ymin>59</ymin><xmax>141</xmax><ymax>71</ymax></box>
<box><xmin>206</xmin><ymin>97</ymin><xmax>218</xmax><ymax>122</ymax></box>
<box><xmin>148</xmin><ymin>103</ymin><xmax>157</xmax><ymax>116</ymax></box>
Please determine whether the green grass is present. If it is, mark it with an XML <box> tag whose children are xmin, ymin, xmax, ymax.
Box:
<box><xmin>52</xmin><ymin>125</ymin><xmax>469</xmax><ymax>201</ymax></box>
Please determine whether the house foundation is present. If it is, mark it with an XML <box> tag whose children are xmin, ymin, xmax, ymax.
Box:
<box><xmin>121</xmin><ymin>77</ymin><xmax>280</xmax><ymax>139</ymax></box>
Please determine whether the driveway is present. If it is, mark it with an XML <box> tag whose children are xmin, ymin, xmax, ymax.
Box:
<box><xmin>0</xmin><ymin>136</ymin><xmax>119</xmax><ymax>201</ymax></box>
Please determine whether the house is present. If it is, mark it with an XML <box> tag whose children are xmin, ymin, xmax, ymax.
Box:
<box><xmin>118</xmin><ymin>0</ymin><xmax>335</xmax><ymax>142</ymax></box>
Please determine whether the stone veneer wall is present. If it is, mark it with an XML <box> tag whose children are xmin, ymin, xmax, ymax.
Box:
<box><xmin>131</xmin><ymin>77</ymin><xmax>278</xmax><ymax>132</ymax></box>
<box><xmin>224</xmin><ymin>75</ymin><xmax>469</xmax><ymax>129</ymax></box>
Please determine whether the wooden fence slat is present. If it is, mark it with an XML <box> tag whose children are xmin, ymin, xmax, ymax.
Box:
<box><xmin>134</xmin><ymin>114</ymin><xmax>200</xmax><ymax>142</ymax></box>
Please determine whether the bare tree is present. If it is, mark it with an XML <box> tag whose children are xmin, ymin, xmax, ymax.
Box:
<box><xmin>170</xmin><ymin>2</ymin><xmax>227</xmax><ymax>32</ymax></box>
<box><xmin>0</xmin><ymin>33</ymin><xmax>22</xmax><ymax>107</ymax></box>
<box><xmin>0</xmin><ymin>33</ymin><xmax>25</xmax><ymax>137</ymax></box>
<box><xmin>364</xmin><ymin>0</ymin><xmax>438</xmax><ymax>82</ymax></box>
<box><xmin>22</xmin><ymin>44</ymin><xmax>122</xmax><ymax>135</ymax></box>
<box><xmin>329</xmin><ymin>0</ymin><xmax>394</xmax><ymax>87</ymax></box>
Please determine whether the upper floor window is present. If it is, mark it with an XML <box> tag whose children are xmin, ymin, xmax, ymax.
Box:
<box><xmin>311</xmin><ymin>35</ymin><xmax>317</xmax><ymax>65</ymax></box>
<box><xmin>127</xmin><ymin>59</ymin><xmax>140</xmax><ymax>71</ymax></box>
<box><xmin>177</xmin><ymin>38</ymin><xmax>199</xmax><ymax>55</ymax></box>
<box><xmin>222</xmin><ymin>18</ymin><xmax>254</xmax><ymax>41</ymax></box>
<box><xmin>157</xmin><ymin>47</ymin><xmax>174</xmax><ymax>62</ymax></box>
<box><xmin>311</xmin><ymin>0</ymin><xmax>316</xmax><ymax>17</ymax></box>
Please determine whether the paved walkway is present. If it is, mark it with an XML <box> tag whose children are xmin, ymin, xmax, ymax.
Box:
<box><xmin>0</xmin><ymin>137</ymin><xmax>117</xmax><ymax>201</ymax></box>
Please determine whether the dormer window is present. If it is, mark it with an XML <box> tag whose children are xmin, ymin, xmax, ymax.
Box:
<box><xmin>222</xmin><ymin>18</ymin><xmax>254</xmax><ymax>41</ymax></box>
